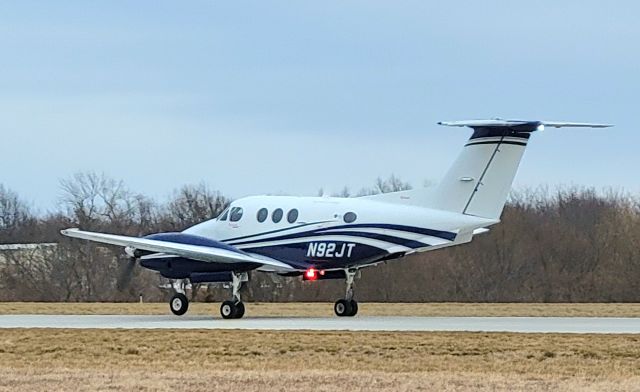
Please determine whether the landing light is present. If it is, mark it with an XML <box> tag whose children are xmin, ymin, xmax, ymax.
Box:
<box><xmin>304</xmin><ymin>268</ymin><xmax>324</xmax><ymax>281</ymax></box>
<box><xmin>305</xmin><ymin>268</ymin><xmax>317</xmax><ymax>280</ymax></box>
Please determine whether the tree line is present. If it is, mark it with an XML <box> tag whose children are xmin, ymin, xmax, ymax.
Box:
<box><xmin>1</xmin><ymin>173</ymin><xmax>639</xmax><ymax>303</ymax></box>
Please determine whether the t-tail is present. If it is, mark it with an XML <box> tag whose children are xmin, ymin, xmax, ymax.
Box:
<box><xmin>368</xmin><ymin>119</ymin><xmax>612</xmax><ymax>220</ymax></box>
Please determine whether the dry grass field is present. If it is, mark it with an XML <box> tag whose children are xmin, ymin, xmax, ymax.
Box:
<box><xmin>2</xmin><ymin>303</ymin><xmax>640</xmax><ymax>391</ymax></box>
<box><xmin>1</xmin><ymin>329</ymin><xmax>640</xmax><ymax>391</ymax></box>
<box><xmin>2</xmin><ymin>301</ymin><xmax>640</xmax><ymax>317</ymax></box>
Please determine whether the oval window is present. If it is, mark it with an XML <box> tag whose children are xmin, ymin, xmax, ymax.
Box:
<box><xmin>287</xmin><ymin>209</ymin><xmax>298</xmax><ymax>223</ymax></box>
<box><xmin>230</xmin><ymin>207</ymin><xmax>244</xmax><ymax>222</ymax></box>
<box><xmin>272</xmin><ymin>208</ymin><xmax>283</xmax><ymax>223</ymax></box>
<box><xmin>343</xmin><ymin>212</ymin><xmax>357</xmax><ymax>223</ymax></box>
<box><xmin>257</xmin><ymin>208</ymin><xmax>268</xmax><ymax>222</ymax></box>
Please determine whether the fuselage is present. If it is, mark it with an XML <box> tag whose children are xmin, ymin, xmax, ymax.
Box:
<box><xmin>177</xmin><ymin>195</ymin><xmax>496</xmax><ymax>272</ymax></box>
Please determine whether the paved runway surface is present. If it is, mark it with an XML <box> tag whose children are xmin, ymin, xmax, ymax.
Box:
<box><xmin>0</xmin><ymin>315</ymin><xmax>638</xmax><ymax>333</ymax></box>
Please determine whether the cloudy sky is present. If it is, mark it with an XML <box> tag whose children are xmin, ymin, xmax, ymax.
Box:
<box><xmin>1</xmin><ymin>1</ymin><xmax>637</xmax><ymax>210</ymax></box>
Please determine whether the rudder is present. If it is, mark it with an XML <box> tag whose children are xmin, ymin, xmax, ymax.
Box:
<box><xmin>430</xmin><ymin>123</ymin><xmax>531</xmax><ymax>219</ymax></box>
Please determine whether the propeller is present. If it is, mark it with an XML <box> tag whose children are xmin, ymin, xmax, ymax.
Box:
<box><xmin>116</xmin><ymin>256</ymin><xmax>138</xmax><ymax>291</ymax></box>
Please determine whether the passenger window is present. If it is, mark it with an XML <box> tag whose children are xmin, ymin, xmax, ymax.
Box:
<box><xmin>344</xmin><ymin>212</ymin><xmax>357</xmax><ymax>223</ymax></box>
<box><xmin>257</xmin><ymin>208</ymin><xmax>268</xmax><ymax>222</ymax></box>
<box><xmin>218</xmin><ymin>208</ymin><xmax>230</xmax><ymax>221</ymax></box>
<box><xmin>287</xmin><ymin>209</ymin><xmax>298</xmax><ymax>224</ymax></box>
<box><xmin>230</xmin><ymin>207</ymin><xmax>244</xmax><ymax>222</ymax></box>
<box><xmin>272</xmin><ymin>208</ymin><xmax>283</xmax><ymax>223</ymax></box>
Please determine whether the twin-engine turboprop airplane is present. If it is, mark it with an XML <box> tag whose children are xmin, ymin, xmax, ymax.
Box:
<box><xmin>61</xmin><ymin>119</ymin><xmax>611</xmax><ymax>319</ymax></box>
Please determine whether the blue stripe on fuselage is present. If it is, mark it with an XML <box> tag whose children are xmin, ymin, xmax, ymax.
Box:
<box><xmin>229</xmin><ymin>223</ymin><xmax>455</xmax><ymax>248</ymax></box>
<box><xmin>318</xmin><ymin>224</ymin><xmax>457</xmax><ymax>241</ymax></box>
<box><xmin>243</xmin><ymin>241</ymin><xmax>388</xmax><ymax>269</ymax></box>
<box><xmin>317</xmin><ymin>230</ymin><xmax>429</xmax><ymax>249</ymax></box>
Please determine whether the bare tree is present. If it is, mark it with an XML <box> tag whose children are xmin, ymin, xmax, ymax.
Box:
<box><xmin>4</xmin><ymin>175</ymin><xmax>640</xmax><ymax>303</ymax></box>
<box><xmin>163</xmin><ymin>183</ymin><xmax>229</xmax><ymax>231</ymax></box>
<box><xmin>357</xmin><ymin>174</ymin><xmax>412</xmax><ymax>196</ymax></box>
<box><xmin>334</xmin><ymin>186</ymin><xmax>351</xmax><ymax>198</ymax></box>
<box><xmin>0</xmin><ymin>184</ymin><xmax>35</xmax><ymax>243</ymax></box>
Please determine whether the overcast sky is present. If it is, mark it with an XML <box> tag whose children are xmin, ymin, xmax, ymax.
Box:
<box><xmin>1</xmin><ymin>1</ymin><xmax>637</xmax><ymax>211</ymax></box>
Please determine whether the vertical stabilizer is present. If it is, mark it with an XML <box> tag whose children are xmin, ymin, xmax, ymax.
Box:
<box><xmin>430</xmin><ymin>122</ymin><xmax>531</xmax><ymax>219</ymax></box>
<box><xmin>365</xmin><ymin>120</ymin><xmax>612</xmax><ymax>220</ymax></box>
<box><xmin>430</xmin><ymin>120</ymin><xmax>611</xmax><ymax>219</ymax></box>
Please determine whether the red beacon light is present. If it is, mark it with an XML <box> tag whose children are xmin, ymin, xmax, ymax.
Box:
<box><xmin>304</xmin><ymin>268</ymin><xmax>324</xmax><ymax>281</ymax></box>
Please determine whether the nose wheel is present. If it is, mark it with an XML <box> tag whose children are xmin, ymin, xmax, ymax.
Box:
<box><xmin>220</xmin><ymin>272</ymin><xmax>248</xmax><ymax>319</ymax></box>
<box><xmin>169</xmin><ymin>292</ymin><xmax>189</xmax><ymax>316</ymax></box>
<box><xmin>168</xmin><ymin>279</ymin><xmax>189</xmax><ymax>316</ymax></box>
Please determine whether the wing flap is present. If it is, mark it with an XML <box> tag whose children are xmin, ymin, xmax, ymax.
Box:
<box><xmin>61</xmin><ymin>228</ymin><xmax>294</xmax><ymax>271</ymax></box>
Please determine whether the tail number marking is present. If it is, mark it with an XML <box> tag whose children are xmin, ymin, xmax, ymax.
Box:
<box><xmin>307</xmin><ymin>242</ymin><xmax>356</xmax><ymax>258</ymax></box>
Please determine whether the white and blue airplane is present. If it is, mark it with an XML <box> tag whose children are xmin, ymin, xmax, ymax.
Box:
<box><xmin>61</xmin><ymin>119</ymin><xmax>611</xmax><ymax>319</ymax></box>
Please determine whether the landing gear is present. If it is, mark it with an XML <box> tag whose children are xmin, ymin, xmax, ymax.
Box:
<box><xmin>220</xmin><ymin>300</ymin><xmax>245</xmax><ymax>319</ymax></box>
<box><xmin>220</xmin><ymin>272</ymin><xmax>248</xmax><ymax>319</ymax></box>
<box><xmin>334</xmin><ymin>269</ymin><xmax>359</xmax><ymax>317</ymax></box>
<box><xmin>334</xmin><ymin>299</ymin><xmax>358</xmax><ymax>317</ymax></box>
<box><xmin>350</xmin><ymin>299</ymin><xmax>358</xmax><ymax>315</ymax></box>
<box><xmin>170</xmin><ymin>293</ymin><xmax>189</xmax><ymax>315</ymax></box>
<box><xmin>169</xmin><ymin>279</ymin><xmax>189</xmax><ymax>316</ymax></box>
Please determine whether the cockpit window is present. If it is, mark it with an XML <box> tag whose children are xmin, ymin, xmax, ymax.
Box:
<box><xmin>230</xmin><ymin>207</ymin><xmax>244</xmax><ymax>222</ymax></box>
<box><xmin>218</xmin><ymin>208</ymin><xmax>230</xmax><ymax>221</ymax></box>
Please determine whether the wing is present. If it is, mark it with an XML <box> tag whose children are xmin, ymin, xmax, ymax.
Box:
<box><xmin>60</xmin><ymin>228</ymin><xmax>294</xmax><ymax>271</ymax></box>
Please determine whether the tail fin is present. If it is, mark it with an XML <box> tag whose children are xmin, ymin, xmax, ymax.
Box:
<box><xmin>365</xmin><ymin>119</ymin><xmax>612</xmax><ymax>220</ymax></box>
<box><xmin>430</xmin><ymin>119</ymin><xmax>611</xmax><ymax>219</ymax></box>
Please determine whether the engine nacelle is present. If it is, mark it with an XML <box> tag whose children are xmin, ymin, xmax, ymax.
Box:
<box><xmin>124</xmin><ymin>246</ymin><xmax>146</xmax><ymax>259</ymax></box>
<box><xmin>189</xmin><ymin>272</ymin><xmax>234</xmax><ymax>284</ymax></box>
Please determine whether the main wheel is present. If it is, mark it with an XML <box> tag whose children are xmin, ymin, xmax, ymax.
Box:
<box><xmin>334</xmin><ymin>299</ymin><xmax>353</xmax><ymax>317</ymax></box>
<box><xmin>234</xmin><ymin>301</ymin><xmax>245</xmax><ymax>319</ymax></box>
<box><xmin>220</xmin><ymin>300</ymin><xmax>238</xmax><ymax>319</ymax></box>
<box><xmin>349</xmin><ymin>300</ymin><xmax>358</xmax><ymax>317</ymax></box>
<box><xmin>169</xmin><ymin>293</ymin><xmax>189</xmax><ymax>316</ymax></box>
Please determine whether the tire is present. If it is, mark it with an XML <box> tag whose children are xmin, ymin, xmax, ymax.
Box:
<box><xmin>348</xmin><ymin>300</ymin><xmax>358</xmax><ymax>317</ymax></box>
<box><xmin>234</xmin><ymin>301</ymin><xmax>245</xmax><ymax>319</ymax></box>
<box><xmin>169</xmin><ymin>293</ymin><xmax>189</xmax><ymax>316</ymax></box>
<box><xmin>334</xmin><ymin>299</ymin><xmax>353</xmax><ymax>317</ymax></box>
<box><xmin>220</xmin><ymin>300</ymin><xmax>237</xmax><ymax>319</ymax></box>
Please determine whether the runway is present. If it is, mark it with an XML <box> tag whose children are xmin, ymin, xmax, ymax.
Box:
<box><xmin>0</xmin><ymin>315</ymin><xmax>638</xmax><ymax>333</ymax></box>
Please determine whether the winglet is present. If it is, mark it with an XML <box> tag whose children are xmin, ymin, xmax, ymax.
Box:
<box><xmin>60</xmin><ymin>228</ymin><xmax>79</xmax><ymax>236</ymax></box>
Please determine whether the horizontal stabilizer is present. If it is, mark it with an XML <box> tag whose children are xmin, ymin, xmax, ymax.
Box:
<box><xmin>438</xmin><ymin>119</ymin><xmax>612</xmax><ymax>131</ymax></box>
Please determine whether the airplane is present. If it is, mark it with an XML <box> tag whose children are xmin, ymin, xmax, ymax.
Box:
<box><xmin>61</xmin><ymin>119</ymin><xmax>611</xmax><ymax>319</ymax></box>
